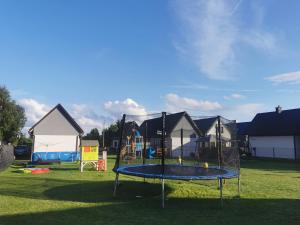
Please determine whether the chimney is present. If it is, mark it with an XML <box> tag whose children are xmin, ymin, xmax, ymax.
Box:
<box><xmin>275</xmin><ymin>105</ymin><xmax>282</xmax><ymax>114</ymax></box>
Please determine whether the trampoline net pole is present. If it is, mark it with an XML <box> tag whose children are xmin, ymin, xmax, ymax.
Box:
<box><xmin>217</xmin><ymin>116</ymin><xmax>223</xmax><ymax>169</ymax></box>
<box><xmin>142</xmin><ymin>122</ymin><xmax>147</xmax><ymax>165</ymax></box>
<box><xmin>114</xmin><ymin>114</ymin><xmax>126</xmax><ymax>170</ymax></box>
<box><xmin>180</xmin><ymin>128</ymin><xmax>183</xmax><ymax>165</ymax></box>
<box><xmin>238</xmin><ymin>175</ymin><xmax>241</xmax><ymax>196</ymax></box>
<box><xmin>161</xmin><ymin>112</ymin><xmax>166</xmax><ymax>174</ymax></box>
<box><xmin>162</xmin><ymin>178</ymin><xmax>165</xmax><ymax>208</ymax></box>
<box><xmin>113</xmin><ymin>173</ymin><xmax>119</xmax><ymax>197</ymax></box>
<box><xmin>219</xmin><ymin>177</ymin><xmax>223</xmax><ymax>206</ymax></box>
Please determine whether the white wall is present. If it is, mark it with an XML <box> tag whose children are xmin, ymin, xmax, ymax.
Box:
<box><xmin>207</xmin><ymin>121</ymin><xmax>231</xmax><ymax>140</ymax></box>
<box><xmin>34</xmin><ymin>135</ymin><xmax>79</xmax><ymax>152</ymax></box>
<box><xmin>171</xmin><ymin>137</ymin><xmax>197</xmax><ymax>157</ymax></box>
<box><xmin>249</xmin><ymin>136</ymin><xmax>295</xmax><ymax>159</ymax></box>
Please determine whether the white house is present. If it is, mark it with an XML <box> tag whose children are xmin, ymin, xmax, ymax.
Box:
<box><xmin>29</xmin><ymin>104</ymin><xmax>84</xmax><ymax>162</ymax></box>
<box><xmin>248</xmin><ymin>106</ymin><xmax>300</xmax><ymax>160</ymax></box>
<box><xmin>193</xmin><ymin>116</ymin><xmax>233</xmax><ymax>148</ymax></box>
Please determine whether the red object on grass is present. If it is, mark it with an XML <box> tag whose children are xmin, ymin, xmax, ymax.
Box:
<box><xmin>97</xmin><ymin>160</ymin><xmax>106</xmax><ymax>171</ymax></box>
<box><xmin>31</xmin><ymin>168</ymin><xmax>50</xmax><ymax>174</ymax></box>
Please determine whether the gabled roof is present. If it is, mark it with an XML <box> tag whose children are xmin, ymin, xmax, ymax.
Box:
<box><xmin>236</xmin><ymin>122</ymin><xmax>251</xmax><ymax>136</ymax></box>
<box><xmin>140</xmin><ymin>112</ymin><xmax>202</xmax><ymax>137</ymax></box>
<box><xmin>193</xmin><ymin>117</ymin><xmax>218</xmax><ymax>134</ymax></box>
<box><xmin>247</xmin><ymin>108</ymin><xmax>300</xmax><ymax>136</ymax></box>
<box><xmin>29</xmin><ymin>104</ymin><xmax>84</xmax><ymax>135</ymax></box>
<box><xmin>81</xmin><ymin>140</ymin><xmax>99</xmax><ymax>146</ymax></box>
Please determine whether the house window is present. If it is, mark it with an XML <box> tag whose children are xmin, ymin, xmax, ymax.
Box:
<box><xmin>113</xmin><ymin>141</ymin><xmax>118</xmax><ymax>148</ymax></box>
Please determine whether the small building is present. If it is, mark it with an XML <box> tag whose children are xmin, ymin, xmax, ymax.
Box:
<box><xmin>80</xmin><ymin>140</ymin><xmax>99</xmax><ymax>172</ymax></box>
<box><xmin>193</xmin><ymin>116</ymin><xmax>233</xmax><ymax>148</ymax></box>
<box><xmin>140</xmin><ymin>111</ymin><xmax>201</xmax><ymax>157</ymax></box>
<box><xmin>29</xmin><ymin>104</ymin><xmax>84</xmax><ymax>162</ymax></box>
<box><xmin>247</xmin><ymin>106</ymin><xmax>300</xmax><ymax>160</ymax></box>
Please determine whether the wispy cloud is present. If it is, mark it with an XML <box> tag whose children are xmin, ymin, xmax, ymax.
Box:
<box><xmin>104</xmin><ymin>98</ymin><xmax>148</xmax><ymax>118</ymax></box>
<box><xmin>172</xmin><ymin>0</ymin><xmax>279</xmax><ymax>80</ymax></box>
<box><xmin>224</xmin><ymin>93</ymin><xmax>246</xmax><ymax>100</ymax></box>
<box><xmin>165</xmin><ymin>93</ymin><xmax>222</xmax><ymax>112</ymax></box>
<box><xmin>265</xmin><ymin>70</ymin><xmax>300</xmax><ymax>85</ymax></box>
<box><xmin>224</xmin><ymin>103</ymin><xmax>266</xmax><ymax>122</ymax></box>
<box><xmin>18</xmin><ymin>99</ymin><xmax>112</xmax><ymax>133</ymax></box>
<box><xmin>18</xmin><ymin>99</ymin><xmax>51</xmax><ymax>127</ymax></box>
<box><xmin>171</xmin><ymin>83</ymin><xmax>258</xmax><ymax>92</ymax></box>
<box><xmin>71</xmin><ymin>104</ymin><xmax>111</xmax><ymax>132</ymax></box>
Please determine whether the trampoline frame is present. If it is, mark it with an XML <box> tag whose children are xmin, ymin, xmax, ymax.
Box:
<box><xmin>113</xmin><ymin>113</ymin><xmax>241</xmax><ymax>208</ymax></box>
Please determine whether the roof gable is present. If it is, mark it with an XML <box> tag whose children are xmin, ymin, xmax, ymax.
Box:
<box><xmin>193</xmin><ymin>117</ymin><xmax>218</xmax><ymax>134</ymax></box>
<box><xmin>236</xmin><ymin>122</ymin><xmax>251</xmax><ymax>135</ymax></box>
<box><xmin>29</xmin><ymin>104</ymin><xmax>83</xmax><ymax>135</ymax></box>
<box><xmin>140</xmin><ymin>112</ymin><xmax>201</xmax><ymax>137</ymax></box>
<box><xmin>248</xmin><ymin>108</ymin><xmax>300</xmax><ymax>136</ymax></box>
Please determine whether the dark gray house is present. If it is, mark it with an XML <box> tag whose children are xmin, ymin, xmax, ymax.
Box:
<box><xmin>139</xmin><ymin>112</ymin><xmax>201</xmax><ymax>157</ymax></box>
<box><xmin>248</xmin><ymin>106</ymin><xmax>300</xmax><ymax>159</ymax></box>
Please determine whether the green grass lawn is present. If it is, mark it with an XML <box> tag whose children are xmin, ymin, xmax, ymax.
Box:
<box><xmin>0</xmin><ymin>157</ymin><xmax>299</xmax><ymax>225</ymax></box>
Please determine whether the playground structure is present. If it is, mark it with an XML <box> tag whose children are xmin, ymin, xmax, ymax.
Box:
<box><xmin>80</xmin><ymin>140</ymin><xmax>107</xmax><ymax>172</ymax></box>
<box><xmin>113</xmin><ymin>112</ymin><xmax>240</xmax><ymax>208</ymax></box>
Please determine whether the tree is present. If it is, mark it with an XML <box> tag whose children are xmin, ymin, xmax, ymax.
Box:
<box><xmin>82</xmin><ymin>128</ymin><xmax>101</xmax><ymax>143</ymax></box>
<box><xmin>0</xmin><ymin>86</ymin><xmax>26</xmax><ymax>145</ymax></box>
<box><xmin>17</xmin><ymin>133</ymin><xmax>33</xmax><ymax>146</ymax></box>
<box><xmin>102</xmin><ymin>120</ymin><xmax>120</xmax><ymax>148</ymax></box>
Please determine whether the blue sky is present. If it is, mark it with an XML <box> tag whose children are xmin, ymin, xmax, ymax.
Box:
<box><xmin>1</xmin><ymin>0</ymin><xmax>300</xmax><ymax>132</ymax></box>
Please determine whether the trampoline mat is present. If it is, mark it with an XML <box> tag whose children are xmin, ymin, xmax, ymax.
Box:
<box><xmin>114</xmin><ymin>164</ymin><xmax>238</xmax><ymax>180</ymax></box>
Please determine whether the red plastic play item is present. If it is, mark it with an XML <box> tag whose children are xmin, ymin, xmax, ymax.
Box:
<box><xmin>30</xmin><ymin>168</ymin><xmax>50</xmax><ymax>174</ymax></box>
<box><xmin>97</xmin><ymin>160</ymin><xmax>106</xmax><ymax>171</ymax></box>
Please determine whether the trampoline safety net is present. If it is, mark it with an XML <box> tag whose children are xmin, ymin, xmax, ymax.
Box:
<box><xmin>113</xmin><ymin>112</ymin><xmax>240</xmax><ymax>179</ymax></box>
<box><xmin>113</xmin><ymin>112</ymin><xmax>241</xmax><ymax>207</ymax></box>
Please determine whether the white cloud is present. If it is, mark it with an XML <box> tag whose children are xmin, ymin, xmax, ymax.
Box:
<box><xmin>224</xmin><ymin>93</ymin><xmax>246</xmax><ymax>100</ymax></box>
<box><xmin>265</xmin><ymin>71</ymin><xmax>300</xmax><ymax>85</ymax></box>
<box><xmin>18</xmin><ymin>99</ymin><xmax>112</xmax><ymax>134</ymax></box>
<box><xmin>173</xmin><ymin>0</ymin><xmax>279</xmax><ymax>80</ymax></box>
<box><xmin>165</xmin><ymin>93</ymin><xmax>222</xmax><ymax>112</ymax></box>
<box><xmin>18</xmin><ymin>98</ymin><xmax>51</xmax><ymax>127</ymax></box>
<box><xmin>104</xmin><ymin>98</ymin><xmax>148</xmax><ymax>118</ymax></box>
<box><xmin>223</xmin><ymin>103</ymin><xmax>266</xmax><ymax>122</ymax></box>
<box><xmin>71</xmin><ymin>104</ymin><xmax>111</xmax><ymax>133</ymax></box>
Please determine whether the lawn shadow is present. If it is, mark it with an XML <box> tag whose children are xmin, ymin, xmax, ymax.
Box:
<box><xmin>0</xmin><ymin>198</ymin><xmax>299</xmax><ymax>225</ymax></box>
<box><xmin>0</xmin><ymin>176</ymin><xmax>172</xmax><ymax>204</ymax></box>
<box><xmin>44</xmin><ymin>180</ymin><xmax>172</xmax><ymax>203</ymax></box>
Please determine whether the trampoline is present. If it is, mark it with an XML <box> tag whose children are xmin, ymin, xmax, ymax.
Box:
<box><xmin>113</xmin><ymin>112</ymin><xmax>241</xmax><ymax>208</ymax></box>
<box><xmin>114</xmin><ymin>164</ymin><xmax>238</xmax><ymax>180</ymax></box>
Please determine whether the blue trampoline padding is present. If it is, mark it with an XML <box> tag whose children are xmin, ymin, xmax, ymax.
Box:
<box><xmin>32</xmin><ymin>152</ymin><xmax>80</xmax><ymax>162</ymax></box>
<box><xmin>114</xmin><ymin>164</ymin><xmax>238</xmax><ymax>180</ymax></box>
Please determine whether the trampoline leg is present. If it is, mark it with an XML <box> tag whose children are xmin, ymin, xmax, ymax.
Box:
<box><xmin>113</xmin><ymin>173</ymin><xmax>119</xmax><ymax>197</ymax></box>
<box><xmin>238</xmin><ymin>175</ymin><xmax>241</xmax><ymax>197</ymax></box>
<box><xmin>162</xmin><ymin>179</ymin><xmax>165</xmax><ymax>208</ymax></box>
<box><xmin>219</xmin><ymin>178</ymin><xmax>223</xmax><ymax>206</ymax></box>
